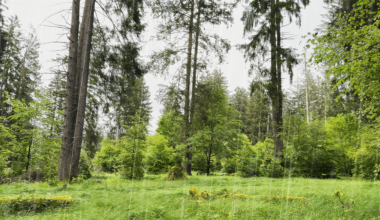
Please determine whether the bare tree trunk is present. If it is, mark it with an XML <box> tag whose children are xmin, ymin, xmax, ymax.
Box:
<box><xmin>206</xmin><ymin>151</ymin><xmax>211</xmax><ymax>176</ymax></box>
<box><xmin>0</xmin><ymin>70</ymin><xmax>7</xmax><ymax>117</ymax></box>
<box><xmin>58</xmin><ymin>0</ymin><xmax>80</xmax><ymax>181</ymax></box>
<box><xmin>183</xmin><ymin>0</ymin><xmax>195</xmax><ymax>176</ymax></box>
<box><xmin>190</xmin><ymin>0</ymin><xmax>201</xmax><ymax>126</ymax></box>
<box><xmin>269</xmin><ymin>0</ymin><xmax>279</xmax><ymax>159</ymax></box>
<box><xmin>71</xmin><ymin>0</ymin><xmax>96</xmax><ymax>178</ymax></box>
<box><xmin>273</xmin><ymin>0</ymin><xmax>283</xmax><ymax>162</ymax></box>
<box><xmin>304</xmin><ymin>50</ymin><xmax>309</xmax><ymax>123</ymax></box>
<box><xmin>25</xmin><ymin>136</ymin><xmax>33</xmax><ymax>172</ymax></box>
<box><xmin>188</xmin><ymin>0</ymin><xmax>202</xmax><ymax>176</ymax></box>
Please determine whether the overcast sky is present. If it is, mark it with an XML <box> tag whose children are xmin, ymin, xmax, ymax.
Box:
<box><xmin>6</xmin><ymin>0</ymin><xmax>328</xmax><ymax>133</ymax></box>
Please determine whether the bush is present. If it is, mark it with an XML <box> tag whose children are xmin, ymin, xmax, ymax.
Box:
<box><xmin>119</xmin><ymin>138</ymin><xmax>145</xmax><ymax>179</ymax></box>
<box><xmin>93</xmin><ymin>139</ymin><xmax>123</xmax><ymax>172</ymax></box>
<box><xmin>0</xmin><ymin>196</ymin><xmax>71</xmax><ymax>214</ymax></box>
<box><xmin>167</xmin><ymin>166</ymin><xmax>186</xmax><ymax>180</ymax></box>
<box><xmin>79</xmin><ymin>150</ymin><xmax>92</xmax><ymax>179</ymax></box>
<box><xmin>146</xmin><ymin>134</ymin><xmax>174</xmax><ymax>174</ymax></box>
<box><xmin>259</xmin><ymin>159</ymin><xmax>284</xmax><ymax>178</ymax></box>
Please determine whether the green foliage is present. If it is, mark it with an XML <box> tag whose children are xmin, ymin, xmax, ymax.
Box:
<box><xmin>192</xmin><ymin>153</ymin><xmax>216</xmax><ymax>174</ymax></box>
<box><xmin>156</xmin><ymin>110</ymin><xmax>183</xmax><ymax>148</ymax></box>
<box><xmin>93</xmin><ymin>139</ymin><xmax>123</xmax><ymax>173</ymax></box>
<box><xmin>236</xmin><ymin>135</ymin><xmax>258</xmax><ymax>177</ymax></box>
<box><xmin>312</xmin><ymin>0</ymin><xmax>380</xmax><ymax>117</ymax></box>
<box><xmin>255</xmin><ymin>139</ymin><xmax>283</xmax><ymax>177</ymax></box>
<box><xmin>167</xmin><ymin>166</ymin><xmax>186</xmax><ymax>180</ymax></box>
<box><xmin>325</xmin><ymin>114</ymin><xmax>358</xmax><ymax>176</ymax></box>
<box><xmin>0</xmin><ymin>91</ymin><xmax>61</xmax><ymax>178</ymax></box>
<box><xmin>79</xmin><ymin>150</ymin><xmax>92</xmax><ymax>180</ymax></box>
<box><xmin>284</xmin><ymin>115</ymin><xmax>334</xmax><ymax>178</ymax></box>
<box><xmin>354</xmin><ymin>117</ymin><xmax>380</xmax><ymax>178</ymax></box>
<box><xmin>146</xmin><ymin>134</ymin><xmax>174</xmax><ymax>174</ymax></box>
<box><xmin>0</xmin><ymin>117</ymin><xmax>16</xmax><ymax>175</ymax></box>
<box><xmin>0</xmin><ymin>196</ymin><xmax>71</xmax><ymax>214</ymax></box>
<box><xmin>190</xmin><ymin>71</ymin><xmax>241</xmax><ymax>176</ymax></box>
<box><xmin>94</xmin><ymin>116</ymin><xmax>147</xmax><ymax>179</ymax></box>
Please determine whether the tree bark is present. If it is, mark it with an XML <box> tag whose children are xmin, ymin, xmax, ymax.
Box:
<box><xmin>273</xmin><ymin>0</ymin><xmax>283</xmax><ymax>162</ymax></box>
<box><xmin>58</xmin><ymin>0</ymin><xmax>80</xmax><ymax>181</ymax></box>
<box><xmin>206</xmin><ymin>148</ymin><xmax>211</xmax><ymax>176</ymax></box>
<box><xmin>190</xmin><ymin>0</ymin><xmax>201</xmax><ymax>126</ymax></box>
<box><xmin>0</xmin><ymin>69</ymin><xmax>7</xmax><ymax>117</ymax></box>
<box><xmin>25</xmin><ymin>136</ymin><xmax>33</xmax><ymax>172</ymax></box>
<box><xmin>183</xmin><ymin>0</ymin><xmax>195</xmax><ymax>176</ymax></box>
<box><xmin>71</xmin><ymin>0</ymin><xmax>96</xmax><ymax>178</ymax></box>
<box><xmin>305</xmin><ymin>51</ymin><xmax>310</xmax><ymax>123</ymax></box>
<box><xmin>269</xmin><ymin>0</ymin><xmax>278</xmax><ymax>152</ymax></box>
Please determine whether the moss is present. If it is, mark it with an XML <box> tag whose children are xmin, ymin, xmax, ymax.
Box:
<box><xmin>188</xmin><ymin>187</ymin><xmax>309</xmax><ymax>203</ymax></box>
<box><xmin>0</xmin><ymin>195</ymin><xmax>71</xmax><ymax>213</ymax></box>
<box><xmin>200</xmin><ymin>190</ymin><xmax>210</xmax><ymax>199</ymax></box>
<box><xmin>189</xmin><ymin>187</ymin><xmax>199</xmax><ymax>197</ymax></box>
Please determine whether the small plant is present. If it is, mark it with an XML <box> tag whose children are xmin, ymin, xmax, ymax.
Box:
<box><xmin>167</xmin><ymin>166</ymin><xmax>186</xmax><ymax>180</ymax></box>
<box><xmin>47</xmin><ymin>178</ymin><xmax>59</xmax><ymax>187</ymax></box>
<box><xmin>332</xmin><ymin>190</ymin><xmax>355</xmax><ymax>217</ymax></box>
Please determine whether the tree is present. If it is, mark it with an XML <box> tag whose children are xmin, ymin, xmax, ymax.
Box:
<box><xmin>240</xmin><ymin>0</ymin><xmax>310</xmax><ymax>166</ymax></box>
<box><xmin>58</xmin><ymin>0</ymin><xmax>81</xmax><ymax>181</ymax></box>
<box><xmin>1</xmin><ymin>91</ymin><xmax>62</xmax><ymax>178</ymax></box>
<box><xmin>59</xmin><ymin>0</ymin><xmax>147</xmax><ymax>180</ymax></box>
<box><xmin>190</xmin><ymin>71</ymin><xmax>241</xmax><ymax>176</ymax></box>
<box><xmin>230</xmin><ymin>85</ymin><xmax>271</xmax><ymax>144</ymax></box>
<box><xmin>146</xmin><ymin>134</ymin><xmax>174</xmax><ymax>174</ymax></box>
<box><xmin>312</xmin><ymin>0</ymin><xmax>380</xmax><ymax>118</ymax></box>
<box><xmin>0</xmin><ymin>17</ymin><xmax>40</xmax><ymax>118</ymax></box>
<box><xmin>149</xmin><ymin>0</ymin><xmax>234</xmax><ymax>175</ymax></box>
<box><xmin>156</xmin><ymin>110</ymin><xmax>183</xmax><ymax>149</ymax></box>
<box><xmin>325</xmin><ymin>114</ymin><xmax>358</xmax><ymax>176</ymax></box>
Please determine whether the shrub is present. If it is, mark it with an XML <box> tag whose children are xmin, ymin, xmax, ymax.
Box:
<box><xmin>146</xmin><ymin>134</ymin><xmax>174</xmax><ymax>174</ymax></box>
<box><xmin>79</xmin><ymin>150</ymin><xmax>92</xmax><ymax>179</ymax></box>
<box><xmin>119</xmin><ymin>138</ymin><xmax>145</xmax><ymax>179</ymax></box>
<box><xmin>0</xmin><ymin>196</ymin><xmax>71</xmax><ymax>214</ymax></box>
<box><xmin>93</xmin><ymin>139</ymin><xmax>123</xmax><ymax>172</ymax></box>
<box><xmin>167</xmin><ymin>166</ymin><xmax>186</xmax><ymax>180</ymax></box>
<box><xmin>259</xmin><ymin>159</ymin><xmax>284</xmax><ymax>178</ymax></box>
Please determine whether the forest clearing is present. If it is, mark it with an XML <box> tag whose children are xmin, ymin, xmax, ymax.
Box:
<box><xmin>1</xmin><ymin>0</ymin><xmax>380</xmax><ymax>218</ymax></box>
<box><xmin>1</xmin><ymin>174</ymin><xmax>380</xmax><ymax>219</ymax></box>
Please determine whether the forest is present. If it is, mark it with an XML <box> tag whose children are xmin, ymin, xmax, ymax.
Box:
<box><xmin>0</xmin><ymin>0</ymin><xmax>380</xmax><ymax>219</ymax></box>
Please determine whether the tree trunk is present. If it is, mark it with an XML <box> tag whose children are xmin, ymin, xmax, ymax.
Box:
<box><xmin>190</xmin><ymin>0</ymin><xmax>201</xmax><ymax>126</ymax></box>
<box><xmin>71</xmin><ymin>0</ymin><xmax>96</xmax><ymax>178</ymax></box>
<box><xmin>304</xmin><ymin>50</ymin><xmax>310</xmax><ymax>123</ymax></box>
<box><xmin>206</xmin><ymin>148</ymin><xmax>211</xmax><ymax>176</ymax></box>
<box><xmin>0</xmin><ymin>69</ymin><xmax>8</xmax><ymax>117</ymax></box>
<box><xmin>183</xmin><ymin>0</ymin><xmax>195</xmax><ymax>176</ymax></box>
<box><xmin>58</xmin><ymin>0</ymin><xmax>80</xmax><ymax>181</ymax></box>
<box><xmin>269</xmin><ymin>0</ymin><xmax>278</xmax><ymax>154</ymax></box>
<box><xmin>273</xmin><ymin>0</ymin><xmax>283</xmax><ymax>162</ymax></box>
<box><xmin>25</xmin><ymin>136</ymin><xmax>33</xmax><ymax>172</ymax></box>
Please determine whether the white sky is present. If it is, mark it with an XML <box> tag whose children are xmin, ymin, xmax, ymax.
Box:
<box><xmin>6</xmin><ymin>0</ymin><xmax>327</xmax><ymax>133</ymax></box>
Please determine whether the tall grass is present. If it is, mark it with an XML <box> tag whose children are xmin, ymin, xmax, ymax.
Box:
<box><xmin>0</xmin><ymin>174</ymin><xmax>379</xmax><ymax>219</ymax></box>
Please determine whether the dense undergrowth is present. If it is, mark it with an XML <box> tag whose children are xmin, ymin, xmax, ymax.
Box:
<box><xmin>0</xmin><ymin>174</ymin><xmax>379</xmax><ymax>219</ymax></box>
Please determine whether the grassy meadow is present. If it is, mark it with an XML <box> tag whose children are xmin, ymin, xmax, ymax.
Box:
<box><xmin>0</xmin><ymin>174</ymin><xmax>379</xmax><ymax>219</ymax></box>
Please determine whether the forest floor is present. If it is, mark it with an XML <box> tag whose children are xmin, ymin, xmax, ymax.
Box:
<box><xmin>0</xmin><ymin>174</ymin><xmax>379</xmax><ymax>219</ymax></box>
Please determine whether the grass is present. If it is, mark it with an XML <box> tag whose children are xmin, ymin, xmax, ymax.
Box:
<box><xmin>0</xmin><ymin>174</ymin><xmax>379</xmax><ymax>219</ymax></box>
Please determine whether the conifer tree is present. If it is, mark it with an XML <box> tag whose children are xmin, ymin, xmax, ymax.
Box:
<box><xmin>240</xmin><ymin>0</ymin><xmax>310</xmax><ymax>168</ymax></box>
<box><xmin>149</xmin><ymin>0</ymin><xmax>234</xmax><ymax>175</ymax></box>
